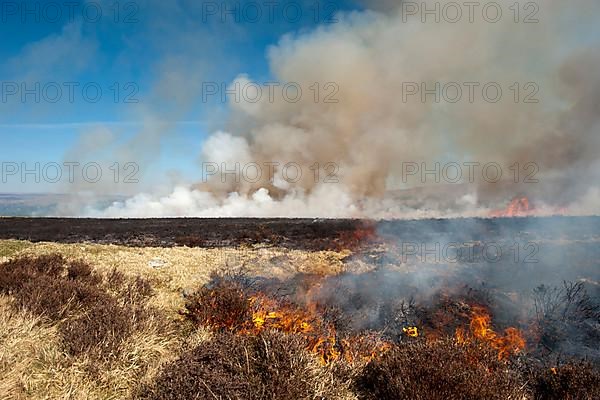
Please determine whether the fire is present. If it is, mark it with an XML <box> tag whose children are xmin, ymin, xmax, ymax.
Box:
<box><xmin>341</xmin><ymin>336</ymin><xmax>393</xmax><ymax>364</ymax></box>
<box><xmin>194</xmin><ymin>279</ymin><xmax>396</xmax><ymax>365</ymax></box>
<box><xmin>403</xmin><ymin>326</ymin><xmax>419</xmax><ymax>337</ymax></box>
<box><xmin>248</xmin><ymin>294</ymin><xmax>316</xmax><ymax>334</ymax></box>
<box><xmin>244</xmin><ymin>294</ymin><xmax>337</xmax><ymax>363</ymax></box>
<box><xmin>235</xmin><ymin>293</ymin><xmax>395</xmax><ymax>365</ymax></box>
<box><xmin>335</xmin><ymin>225</ymin><xmax>377</xmax><ymax>251</ymax></box>
<box><xmin>491</xmin><ymin>196</ymin><xmax>534</xmax><ymax>218</ymax></box>
<box><xmin>456</xmin><ymin>306</ymin><xmax>525</xmax><ymax>360</ymax></box>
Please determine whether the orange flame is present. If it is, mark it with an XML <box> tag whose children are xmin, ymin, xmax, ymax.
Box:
<box><xmin>236</xmin><ymin>293</ymin><xmax>395</xmax><ymax>365</ymax></box>
<box><xmin>199</xmin><ymin>284</ymin><xmax>394</xmax><ymax>365</ymax></box>
<box><xmin>491</xmin><ymin>197</ymin><xmax>534</xmax><ymax>218</ymax></box>
<box><xmin>403</xmin><ymin>326</ymin><xmax>419</xmax><ymax>337</ymax></box>
<box><xmin>456</xmin><ymin>306</ymin><xmax>525</xmax><ymax>360</ymax></box>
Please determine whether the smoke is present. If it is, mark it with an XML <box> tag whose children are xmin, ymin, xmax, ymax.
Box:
<box><xmin>82</xmin><ymin>0</ymin><xmax>600</xmax><ymax>218</ymax></box>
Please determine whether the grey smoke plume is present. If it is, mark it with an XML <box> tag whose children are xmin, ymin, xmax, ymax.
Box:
<box><xmin>92</xmin><ymin>0</ymin><xmax>600</xmax><ymax>218</ymax></box>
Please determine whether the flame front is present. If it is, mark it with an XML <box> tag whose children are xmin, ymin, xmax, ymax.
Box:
<box><xmin>456</xmin><ymin>306</ymin><xmax>526</xmax><ymax>360</ymax></box>
<box><xmin>243</xmin><ymin>294</ymin><xmax>393</xmax><ymax>365</ymax></box>
<box><xmin>491</xmin><ymin>197</ymin><xmax>534</xmax><ymax>218</ymax></box>
<box><xmin>244</xmin><ymin>294</ymin><xmax>340</xmax><ymax>364</ymax></box>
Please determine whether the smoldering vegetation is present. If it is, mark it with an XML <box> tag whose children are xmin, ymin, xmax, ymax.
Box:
<box><xmin>144</xmin><ymin>267</ymin><xmax>599</xmax><ymax>400</ymax></box>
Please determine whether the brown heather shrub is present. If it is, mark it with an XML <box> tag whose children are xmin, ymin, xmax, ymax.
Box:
<box><xmin>355</xmin><ymin>338</ymin><xmax>525</xmax><ymax>400</ymax></box>
<box><xmin>104</xmin><ymin>267</ymin><xmax>154</xmax><ymax>306</ymax></box>
<box><xmin>530</xmin><ymin>361</ymin><xmax>600</xmax><ymax>400</ymax></box>
<box><xmin>136</xmin><ymin>330</ymin><xmax>340</xmax><ymax>400</ymax></box>
<box><xmin>183</xmin><ymin>272</ymin><xmax>254</xmax><ymax>330</ymax></box>
<box><xmin>0</xmin><ymin>254</ymin><xmax>106</xmax><ymax>320</ymax></box>
<box><xmin>0</xmin><ymin>254</ymin><xmax>64</xmax><ymax>292</ymax></box>
<box><xmin>60</xmin><ymin>299</ymin><xmax>133</xmax><ymax>359</ymax></box>
<box><xmin>0</xmin><ymin>254</ymin><xmax>156</xmax><ymax>361</ymax></box>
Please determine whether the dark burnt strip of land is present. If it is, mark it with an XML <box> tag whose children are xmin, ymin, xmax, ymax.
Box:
<box><xmin>0</xmin><ymin>216</ymin><xmax>598</xmax><ymax>251</ymax></box>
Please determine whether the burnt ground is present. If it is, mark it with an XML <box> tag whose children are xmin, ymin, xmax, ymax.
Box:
<box><xmin>0</xmin><ymin>217</ymin><xmax>372</xmax><ymax>250</ymax></box>
<box><xmin>0</xmin><ymin>216</ymin><xmax>598</xmax><ymax>251</ymax></box>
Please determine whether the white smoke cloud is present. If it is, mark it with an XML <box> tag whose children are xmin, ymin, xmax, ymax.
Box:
<box><xmin>84</xmin><ymin>0</ymin><xmax>600</xmax><ymax>218</ymax></box>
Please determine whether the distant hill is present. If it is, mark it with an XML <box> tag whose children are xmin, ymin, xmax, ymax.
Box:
<box><xmin>0</xmin><ymin>193</ymin><xmax>126</xmax><ymax>217</ymax></box>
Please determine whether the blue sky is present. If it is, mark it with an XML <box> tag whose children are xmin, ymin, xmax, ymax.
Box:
<box><xmin>0</xmin><ymin>0</ymin><xmax>365</xmax><ymax>193</ymax></box>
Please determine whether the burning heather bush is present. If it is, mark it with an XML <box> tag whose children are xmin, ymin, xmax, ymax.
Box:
<box><xmin>454</xmin><ymin>305</ymin><xmax>526</xmax><ymax>360</ymax></box>
<box><xmin>136</xmin><ymin>330</ymin><xmax>344</xmax><ymax>400</ymax></box>
<box><xmin>180</xmin><ymin>269</ymin><xmax>600</xmax><ymax>398</ymax></box>
<box><xmin>0</xmin><ymin>254</ymin><xmax>157</xmax><ymax>361</ymax></box>
<box><xmin>183</xmin><ymin>272</ymin><xmax>395</xmax><ymax>366</ymax></box>
<box><xmin>3</xmin><ymin>248</ymin><xmax>598</xmax><ymax>398</ymax></box>
<box><xmin>355</xmin><ymin>338</ymin><xmax>525</xmax><ymax>400</ymax></box>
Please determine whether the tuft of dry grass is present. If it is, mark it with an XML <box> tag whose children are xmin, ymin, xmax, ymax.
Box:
<box><xmin>0</xmin><ymin>296</ymin><xmax>61</xmax><ymax>398</ymax></box>
<box><xmin>0</xmin><ymin>240</ymin><xmax>32</xmax><ymax>259</ymax></box>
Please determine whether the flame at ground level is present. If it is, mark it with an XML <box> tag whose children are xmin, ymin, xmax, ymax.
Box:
<box><xmin>198</xmin><ymin>285</ymin><xmax>525</xmax><ymax>364</ymax></box>
<box><xmin>456</xmin><ymin>306</ymin><xmax>526</xmax><ymax>360</ymax></box>
<box><xmin>245</xmin><ymin>293</ymin><xmax>391</xmax><ymax>365</ymax></box>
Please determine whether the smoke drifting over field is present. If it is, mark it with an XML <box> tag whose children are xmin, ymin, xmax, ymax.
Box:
<box><xmin>77</xmin><ymin>0</ymin><xmax>599</xmax><ymax>218</ymax></box>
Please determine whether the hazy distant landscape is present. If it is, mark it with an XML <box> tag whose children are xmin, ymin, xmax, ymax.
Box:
<box><xmin>0</xmin><ymin>194</ymin><xmax>125</xmax><ymax>217</ymax></box>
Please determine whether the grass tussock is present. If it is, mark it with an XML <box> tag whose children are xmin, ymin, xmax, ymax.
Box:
<box><xmin>0</xmin><ymin>240</ymin><xmax>32</xmax><ymax>258</ymax></box>
<box><xmin>0</xmin><ymin>296</ymin><xmax>60</xmax><ymax>398</ymax></box>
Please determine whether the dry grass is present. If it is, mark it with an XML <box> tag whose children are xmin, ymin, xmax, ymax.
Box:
<box><xmin>0</xmin><ymin>250</ymin><xmax>184</xmax><ymax>399</ymax></box>
<box><xmin>0</xmin><ymin>240</ymin><xmax>350</xmax><ymax>399</ymax></box>
<box><xmin>3</xmin><ymin>240</ymin><xmax>347</xmax><ymax>317</ymax></box>
<box><xmin>0</xmin><ymin>296</ymin><xmax>61</xmax><ymax>398</ymax></box>
<box><xmin>0</xmin><ymin>240</ymin><xmax>32</xmax><ymax>259</ymax></box>
<box><xmin>0</xmin><ymin>306</ymin><xmax>180</xmax><ymax>399</ymax></box>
